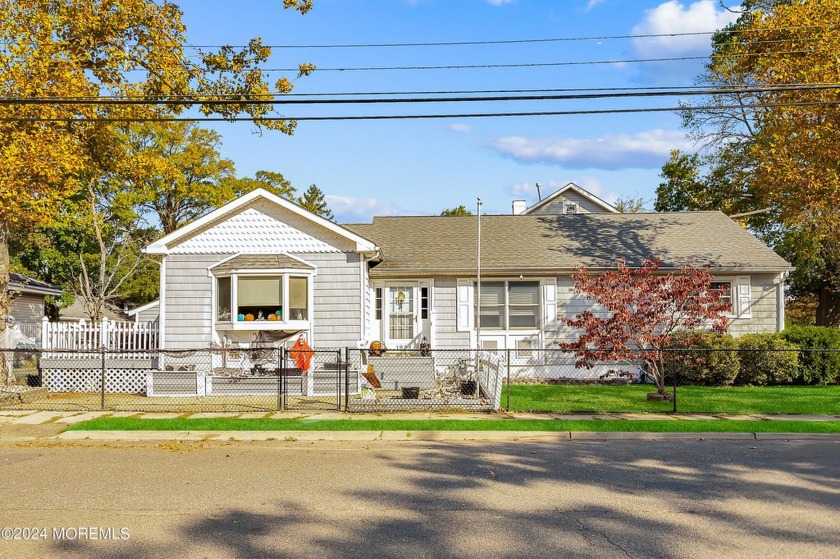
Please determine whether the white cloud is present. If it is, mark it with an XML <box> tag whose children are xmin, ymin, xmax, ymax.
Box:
<box><xmin>491</xmin><ymin>129</ymin><xmax>692</xmax><ymax>170</ymax></box>
<box><xmin>631</xmin><ymin>1</ymin><xmax>740</xmax><ymax>57</ymax></box>
<box><xmin>448</xmin><ymin>123</ymin><xmax>473</xmax><ymax>134</ymax></box>
<box><xmin>486</xmin><ymin>0</ymin><xmax>515</xmax><ymax>5</ymax></box>
<box><xmin>326</xmin><ymin>195</ymin><xmax>401</xmax><ymax>223</ymax></box>
<box><xmin>585</xmin><ymin>0</ymin><xmax>606</xmax><ymax>10</ymax></box>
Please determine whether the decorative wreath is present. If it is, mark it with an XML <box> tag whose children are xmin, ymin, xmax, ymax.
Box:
<box><xmin>369</xmin><ymin>340</ymin><xmax>387</xmax><ymax>356</ymax></box>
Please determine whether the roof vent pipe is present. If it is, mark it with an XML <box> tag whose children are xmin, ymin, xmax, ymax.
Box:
<box><xmin>535</xmin><ymin>182</ymin><xmax>542</xmax><ymax>201</ymax></box>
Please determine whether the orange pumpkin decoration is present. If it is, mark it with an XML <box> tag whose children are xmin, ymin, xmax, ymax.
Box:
<box><xmin>268</xmin><ymin>314</ymin><xmax>278</xmax><ymax>321</ymax></box>
<box><xmin>244</xmin><ymin>313</ymin><xmax>255</xmax><ymax>321</ymax></box>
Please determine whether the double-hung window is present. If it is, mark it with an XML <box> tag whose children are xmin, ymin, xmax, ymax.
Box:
<box><xmin>710</xmin><ymin>281</ymin><xmax>734</xmax><ymax>314</ymax></box>
<box><xmin>475</xmin><ymin>281</ymin><xmax>540</xmax><ymax>329</ymax></box>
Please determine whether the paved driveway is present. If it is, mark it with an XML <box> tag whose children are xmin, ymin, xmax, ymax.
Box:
<box><xmin>1</xmin><ymin>439</ymin><xmax>839</xmax><ymax>558</ymax></box>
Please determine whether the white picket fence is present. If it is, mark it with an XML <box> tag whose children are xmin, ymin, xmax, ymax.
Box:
<box><xmin>40</xmin><ymin>316</ymin><xmax>159</xmax><ymax>356</ymax></box>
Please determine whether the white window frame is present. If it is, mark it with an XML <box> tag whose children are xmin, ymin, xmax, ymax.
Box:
<box><xmin>563</xmin><ymin>201</ymin><xmax>578</xmax><ymax>214</ymax></box>
<box><xmin>475</xmin><ymin>280</ymin><xmax>541</xmax><ymax>331</ymax></box>
<box><xmin>709</xmin><ymin>281</ymin><xmax>734</xmax><ymax>315</ymax></box>
<box><xmin>212</xmin><ymin>269</ymin><xmax>314</xmax><ymax>331</ymax></box>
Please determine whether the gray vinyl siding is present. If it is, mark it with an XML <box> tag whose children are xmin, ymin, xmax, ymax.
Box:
<box><xmin>163</xmin><ymin>252</ymin><xmax>363</xmax><ymax>349</ymax></box>
<box><xmin>307</xmin><ymin>252</ymin><xmax>363</xmax><ymax>348</ymax></box>
<box><xmin>546</xmin><ymin>276</ymin><xmax>596</xmax><ymax>346</ymax></box>
<box><xmin>135</xmin><ymin>305</ymin><xmax>160</xmax><ymax>324</ymax></box>
<box><xmin>11</xmin><ymin>294</ymin><xmax>46</xmax><ymax>324</ymax></box>
<box><xmin>727</xmin><ymin>274</ymin><xmax>779</xmax><ymax>336</ymax></box>
<box><xmin>529</xmin><ymin>191</ymin><xmax>612</xmax><ymax>215</ymax></box>
<box><xmin>433</xmin><ymin>277</ymin><xmax>470</xmax><ymax>348</ymax></box>
<box><xmin>545</xmin><ymin>273</ymin><xmax>781</xmax><ymax>347</ymax></box>
<box><xmin>164</xmin><ymin>254</ymin><xmax>222</xmax><ymax>349</ymax></box>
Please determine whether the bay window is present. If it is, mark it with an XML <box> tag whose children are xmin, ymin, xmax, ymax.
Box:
<box><xmin>288</xmin><ymin>276</ymin><xmax>308</xmax><ymax>320</ymax></box>
<box><xmin>215</xmin><ymin>272</ymin><xmax>312</xmax><ymax>326</ymax></box>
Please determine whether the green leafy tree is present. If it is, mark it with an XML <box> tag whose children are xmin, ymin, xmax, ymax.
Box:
<box><xmin>613</xmin><ymin>196</ymin><xmax>646</xmax><ymax>214</ymax></box>
<box><xmin>117</xmin><ymin>121</ymin><xmax>236</xmax><ymax>234</ymax></box>
<box><xmin>0</xmin><ymin>0</ymin><xmax>314</xmax><ymax>329</ymax></box>
<box><xmin>223</xmin><ymin>170</ymin><xmax>298</xmax><ymax>202</ymax></box>
<box><xmin>297</xmin><ymin>185</ymin><xmax>334</xmax><ymax>221</ymax></box>
<box><xmin>440</xmin><ymin>205</ymin><xmax>473</xmax><ymax>216</ymax></box>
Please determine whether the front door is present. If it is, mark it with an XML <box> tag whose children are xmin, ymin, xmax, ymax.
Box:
<box><xmin>385</xmin><ymin>285</ymin><xmax>417</xmax><ymax>348</ymax></box>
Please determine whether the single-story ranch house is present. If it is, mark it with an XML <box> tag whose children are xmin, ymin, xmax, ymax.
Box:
<box><xmin>143</xmin><ymin>183</ymin><xmax>792</xmax><ymax>357</ymax></box>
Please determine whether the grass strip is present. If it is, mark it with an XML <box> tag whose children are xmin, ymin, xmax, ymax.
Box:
<box><xmin>505</xmin><ymin>384</ymin><xmax>840</xmax><ymax>414</ymax></box>
<box><xmin>66</xmin><ymin>417</ymin><xmax>840</xmax><ymax>434</ymax></box>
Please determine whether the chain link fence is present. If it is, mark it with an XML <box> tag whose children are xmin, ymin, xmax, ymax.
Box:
<box><xmin>0</xmin><ymin>347</ymin><xmax>837</xmax><ymax>415</ymax></box>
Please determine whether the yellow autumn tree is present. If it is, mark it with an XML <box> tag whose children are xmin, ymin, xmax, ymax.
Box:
<box><xmin>678</xmin><ymin>0</ymin><xmax>840</xmax><ymax>324</ymax></box>
<box><xmin>0</xmin><ymin>0</ymin><xmax>314</xmax><ymax>328</ymax></box>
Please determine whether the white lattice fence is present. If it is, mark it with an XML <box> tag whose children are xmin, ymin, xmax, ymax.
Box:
<box><xmin>42</xmin><ymin>369</ymin><xmax>147</xmax><ymax>393</ymax></box>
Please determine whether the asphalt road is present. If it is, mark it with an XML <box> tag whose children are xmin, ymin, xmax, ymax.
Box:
<box><xmin>1</xmin><ymin>438</ymin><xmax>839</xmax><ymax>558</ymax></box>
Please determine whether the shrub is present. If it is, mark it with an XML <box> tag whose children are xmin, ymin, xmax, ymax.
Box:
<box><xmin>782</xmin><ymin>325</ymin><xmax>840</xmax><ymax>384</ymax></box>
<box><xmin>667</xmin><ymin>330</ymin><xmax>740</xmax><ymax>386</ymax></box>
<box><xmin>736</xmin><ymin>333</ymin><xmax>799</xmax><ymax>386</ymax></box>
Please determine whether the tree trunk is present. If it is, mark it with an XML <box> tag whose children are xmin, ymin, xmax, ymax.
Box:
<box><xmin>816</xmin><ymin>285</ymin><xmax>840</xmax><ymax>327</ymax></box>
<box><xmin>0</xmin><ymin>225</ymin><xmax>10</xmax><ymax>333</ymax></box>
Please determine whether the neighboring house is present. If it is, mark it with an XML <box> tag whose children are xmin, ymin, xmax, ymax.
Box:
<box><xmin>8</xmin><ymin>273</ymin><xmax>62</xmax><ymax>339</ymax></box>
<box><xmin>126</xmin><ymin>300</ymin><xmax>160</xmax><ymax>324</ymax></box>
<box><xmin>58</xmin><ymin>298</ymin><xmax>128</xmax><ymax>322</ymax></box>
<box><xmin>143</xmin><ymin>185</ymin><xmax>792</xmax><ymax>354</ymax></box>
<box><xmin>514</xmin><ymin>182</ymin><xmax>618</xmax><ymax>216</ymax></box>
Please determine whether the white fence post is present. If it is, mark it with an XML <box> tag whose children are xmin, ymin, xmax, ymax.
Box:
<box><xmin>41</xmin><ymin>316</ymin><xmax>50</xmax><ymax>349</ymax></box>
<box><xmin>100</xmin><ymin>317</ymin><xmax>110</xmax><ymax>349</ymax></box>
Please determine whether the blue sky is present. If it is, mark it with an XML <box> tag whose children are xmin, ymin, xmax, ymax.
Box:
<box><xmin>180</xmin><ymin>0</ymin><xmax>739</xmax><ymax>221</ymax></box>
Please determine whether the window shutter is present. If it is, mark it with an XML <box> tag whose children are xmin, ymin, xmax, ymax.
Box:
<box><xmin>456</xmin><ymin>279</ymin><xmax>473</xmax><ymax>332</ymax></box>
<box><xmin>542</xmin><ymin>280</ymin><xmax>557</xmax><ymax>330</ymax></box>
<box><xmin>736</xmin><ymin>276</ymin><xmax>752</xmax><ymax>318</ymax></box>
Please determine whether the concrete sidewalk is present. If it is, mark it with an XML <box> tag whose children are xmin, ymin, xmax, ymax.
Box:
<box><xmin>2</xmin><ymin>409</ymin><xmax>840</xmax><ymax>425</ymax></box>
<box><xmin>1</xmin><ymin>409</ymin><xmax>839</xmax><ymax>443</ymax></box>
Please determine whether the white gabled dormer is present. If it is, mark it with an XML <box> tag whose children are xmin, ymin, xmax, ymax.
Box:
<box><xmin>520</xmin><ymin>182</ymin><xmax>618</xmax><ymax>215</ymax></box>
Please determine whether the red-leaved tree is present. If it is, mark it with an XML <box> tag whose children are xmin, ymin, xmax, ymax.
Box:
<box><xmin>560</xmin><ymin>257</ymin><xmax>730</xmax><ymax>398</ymax></box>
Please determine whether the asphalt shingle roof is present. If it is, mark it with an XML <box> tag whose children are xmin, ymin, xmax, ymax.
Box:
<box><xmin>209</xmin><ymin>254</ymin><xmax>313</xmax><ymax>273</ymax></box>
<box><xmin>344</xmin><ymin>211</ymin><xmax>790</xmax><ymax>276</ymax></box>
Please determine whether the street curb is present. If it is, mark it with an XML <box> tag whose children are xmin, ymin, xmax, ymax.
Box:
<box><xmin>569</xmin><ymin>431</ymin><xmax>757</xmax><ymax>440</ymax></box>
<box><xmin>53</xmin><ymin>430</ymin><xmax>840</xmax><ymax>442</ymax></box>
<box><xmin>754</xmin><ymin>432</ymin><xmax>840</xmax><ymax>440</ymax></box>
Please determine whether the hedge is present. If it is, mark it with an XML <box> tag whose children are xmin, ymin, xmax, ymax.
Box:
<box><xmin>667</xmin><ymin>330</ymin><xmax>740</xmax><ymax>386</ymax></box>
<box><xmin>736</xmin><ymin>333</ymin><xmax>799</xmax><ymax>386</ymax></box>
<box><xmin>782</xmin><ymin>326</ymin><xmax>840</xmax><ymax>384</ymax></box>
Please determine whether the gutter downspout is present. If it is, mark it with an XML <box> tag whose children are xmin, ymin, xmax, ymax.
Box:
<box><xmin>476</xmin><ymin>198</ymin><xmax>482</xmax><ymax>351</ymax></box>
<box><xmin>776</xmin><ymin>271</ymin><xmax>789</xmax><ymax>332</ymax></box>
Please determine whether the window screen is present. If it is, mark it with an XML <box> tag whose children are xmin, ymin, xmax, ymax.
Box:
<box><xmin>508</xmin><ymin>282</ymin><xmax>539</xmax><ymax>328</ymax></box>
<box><xmin>289</xmin><ymin>276</ymin><xmax>308</xmax><ymax>320</ymax></box>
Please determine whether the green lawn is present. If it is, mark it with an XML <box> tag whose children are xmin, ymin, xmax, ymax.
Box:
<box><xmin>504</xmin><ymin>384</ymin><xmax>840</xmax><ymax>415</ymax></box>
<box><xmin>66</xmin><ymin>417</ymin><xmax>840</xmax><ymax>433</ymax></box>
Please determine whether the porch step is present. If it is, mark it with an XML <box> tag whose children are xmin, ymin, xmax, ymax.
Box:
<box><xmin>366</xmin><ymin>356</ymin><xmax>436</xmax><ymax>390</ymax></box>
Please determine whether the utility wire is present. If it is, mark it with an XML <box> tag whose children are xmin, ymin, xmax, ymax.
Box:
<box><xmin>4</xmin><ymin>83</ymin><xmax>834</xmax><ymax>101</ymax></box>
<box><xmin>3</xmin><ymin>25</ymin><xmax>822</xmax><ymax>50</ymax></box>
<box><xmin>4</xmin><ymin>100</ymin><xmax>838</xmax><ymax>123</ymax></box>
<box><xmin>180</xmin><ymin>50</ymin><xmax>815</xmax><ymax>73</ymax></box>
<box><xmin>2</xmin><ymin>84</ymin><xmax>836</xmax><ymax>106</ymax></box>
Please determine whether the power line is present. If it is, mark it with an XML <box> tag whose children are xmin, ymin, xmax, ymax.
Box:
<box><xmin>198</xmin><ymin>50</ymin><xmax>814</xmax><ymax>74</ymax></box>
<box><xmin>6</xmin><ymin>25</ymin><xmax>820</xmax><ymax>50</ymax></box>
<box><xmin>4</xmin><ymin>100</ymin><xmax>838</xmax><ymax>123</ymax></box>
<box><xmin>4</xmin><ymin>83</ymin><xmax>832</xmax><ymax>101</ymax></box>
<box><xmin>2</xmin><ymin>84</ymin><xmax>836</xmax><ymax>106</ymax></box>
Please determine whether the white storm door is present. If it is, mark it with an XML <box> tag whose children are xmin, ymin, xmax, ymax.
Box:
<box><xmin>385</xmin><ymin>285</ymin><xmax>417</xmax><ymax>347</ymax></box>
